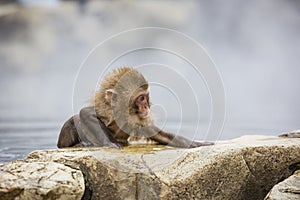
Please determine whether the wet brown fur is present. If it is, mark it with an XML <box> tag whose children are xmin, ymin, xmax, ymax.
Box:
<box><xmin>58</xmin><ymin>67</ymin><xmax>214</xmax><ymax>148</ymax></box>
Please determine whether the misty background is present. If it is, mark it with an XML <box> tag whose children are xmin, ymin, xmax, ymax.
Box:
<box><xmin>0</xmin><ymin>0</ymin><xmax>300</xmax><ymax>162</ymax></box>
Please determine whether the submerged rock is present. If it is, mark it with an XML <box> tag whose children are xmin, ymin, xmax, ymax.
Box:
<box><xmin>0</xmin><ymin>135</ymin><xmax>299</xmax><ymax>200</ymax></box>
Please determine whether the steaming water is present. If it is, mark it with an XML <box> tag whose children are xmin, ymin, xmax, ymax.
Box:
<box><xmin>19</xmin><ymin>0</ymin><xmax>60</xmax><ymax>6</ymax></box>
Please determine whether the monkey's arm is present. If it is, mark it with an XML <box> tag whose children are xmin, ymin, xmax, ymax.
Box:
<box><xmin>149</xmin><ymin>126</ymin><xmax>214</xmax><ymax>148</ymax></box>
<box><xmin>57</xmin><ymin>107</ymin><xmax>121</xmax><ymax>149</ymax></box>
<box><xmin>78</xmin><ymin>106</ymin><xmax>122</xmax><ymax>149</ymax></box>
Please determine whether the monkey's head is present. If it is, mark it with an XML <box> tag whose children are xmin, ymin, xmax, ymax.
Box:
<box><xmin>95</xmin><ymin>67</ymin><xmax>153</xmax><ymax>130</ymax></box>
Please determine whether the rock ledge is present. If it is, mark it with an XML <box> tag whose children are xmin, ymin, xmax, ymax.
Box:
<box><xmin>0</xmin><ymin>135</ymin><xmax>300</xmax><ymax>200</ymax></box>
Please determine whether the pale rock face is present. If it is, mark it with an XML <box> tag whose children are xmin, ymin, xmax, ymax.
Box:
<box><xmin>0</xmin><ymin>135</ymin><xmax>299</xmax><ymax>200</ymax></box>
<box><xmin>264</xmin><ymin>170</ymin><xmax>300</xmax><ymax>200</ymax></box>
<box><xmin>0</xmin><ymin>161</ymin><xmax>84</xmax><ymax>200</ymax></box>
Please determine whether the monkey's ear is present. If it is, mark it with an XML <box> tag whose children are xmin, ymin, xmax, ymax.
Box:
<box><xmin>105</xmin><ymin>89</ymin><xmax>117</xmax><ymax>106</ymax></box>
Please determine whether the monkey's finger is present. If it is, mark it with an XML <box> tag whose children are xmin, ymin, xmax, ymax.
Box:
<box><xmin>191</xmin><ymin>141</ymin><xmax>214</xmax><ymax>148</ymax></box>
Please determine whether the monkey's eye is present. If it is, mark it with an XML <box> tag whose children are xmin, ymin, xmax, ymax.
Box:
<box><xmin>138</xmin><ymin>95</ymin><xmax>144</xmax><ymax>101</ymax></box>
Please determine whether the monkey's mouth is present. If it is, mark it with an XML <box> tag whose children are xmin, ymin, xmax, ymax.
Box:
<box><xmin>138</xmin><ymin>111</ymin><xmax>150</xmax><ymax>119</ymax></box>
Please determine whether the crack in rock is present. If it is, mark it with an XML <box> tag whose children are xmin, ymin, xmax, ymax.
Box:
<box><xmin>140</xmin><ymin>154</ymin><xmax>168</xmax><ymax>186</ymax></box>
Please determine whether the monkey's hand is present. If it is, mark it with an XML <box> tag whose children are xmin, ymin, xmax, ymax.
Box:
<box><xmin>148</xmin><ymin>126</ymin><xmax>214</xmax><ymax>148</ymax></box>
<box><xmin>190</xmin><ymin>141</ymin><xmax>214</xmax><ymax>148</ymax></box>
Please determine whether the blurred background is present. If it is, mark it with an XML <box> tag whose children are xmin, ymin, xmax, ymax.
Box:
<box><xmin>0</xmin><ymin>0</ymin><xmax>300</xmax><ymax>162</ymax></box>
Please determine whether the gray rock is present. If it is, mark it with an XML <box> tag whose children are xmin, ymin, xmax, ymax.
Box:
<box><xmin>1</xmin><ymin>135</ymin><xmax>300</xmax><ymax>200</ymax></box>
<box><xmin>264</xmin><ymin>170</ymin><xmax>300</xmax><ymax>200</ymax></box>
<box><xmin>279</xmin><ymin>130</ymin><xmax>300</xmax><ymax>138</ymax></box>
<box><xmin>0</xmin><ymin>161</ymin><xmax>85</xmax><ymax>200</ymax></box>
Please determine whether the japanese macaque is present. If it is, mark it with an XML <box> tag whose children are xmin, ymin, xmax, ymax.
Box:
<box><xmin>57</xmin><ymin>67</ymin><xmax>214</xmax><ymax>149</ymax></box>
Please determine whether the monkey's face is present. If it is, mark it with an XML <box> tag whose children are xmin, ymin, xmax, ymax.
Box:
<box><xmin>102</xmin><ymin>68</ymin><xmax>153</xmax><ymax>128</ymax></box>
<box><xmin>132</xmin><ymin>92</ymin><xmax>150</xmax><ymax>119</ymax></box>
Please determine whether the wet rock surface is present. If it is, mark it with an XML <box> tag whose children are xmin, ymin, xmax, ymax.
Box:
<box><xmin>0</xmin><ymin>135</ymin><xmax>300</xmax><ymax>200</ymax></box>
